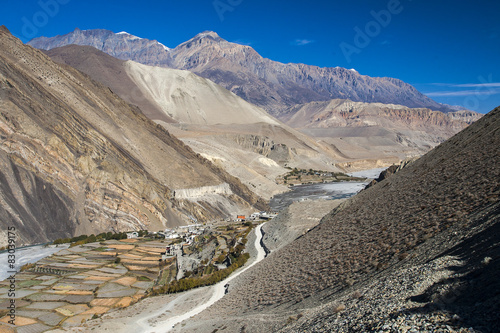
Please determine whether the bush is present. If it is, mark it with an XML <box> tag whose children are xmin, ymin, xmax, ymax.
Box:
<box><xmin>161</xmin><ymin>253</ymin><xmax>250</xmax><ymax>294</ymax></box>
<box><xmin>20</xmin><ymin>263</ymin><xmax>36</xmax><ymax>272</ymax></box>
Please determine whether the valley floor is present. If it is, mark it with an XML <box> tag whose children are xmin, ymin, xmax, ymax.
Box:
<box><xmin>58</xmin><ymin>224</ymin><xmax>267</xmax><ymax>333</ymax></box>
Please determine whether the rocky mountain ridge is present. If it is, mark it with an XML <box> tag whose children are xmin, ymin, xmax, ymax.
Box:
<box><xmin>0</xmin><ymin>26</ymin><xmax>266</xmax><ymax>246</ymax></box>
<box><xmin>28</xmin><ymin>29</ymin><xmax>465</xmax><ymax>115</ymax></box>
<box><xmin>29</xmin><ymin>28</ymin><xmax>173</xmax><ymax>67</ymax></box>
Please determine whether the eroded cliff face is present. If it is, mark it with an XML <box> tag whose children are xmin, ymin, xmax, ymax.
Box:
<box><xmin>279</xmin><ymin>99</ymin><xmax>482</xmax><ymax>163</ymax></box>
<box><xmin>0</xmin><ymin>26</ymin><xmax>265</xmax><ymax>246</ymax></box>
<box><xmin>283</xmin><ymin>99</ymin><xmax>480</xmax><ymax>132</ymax></box>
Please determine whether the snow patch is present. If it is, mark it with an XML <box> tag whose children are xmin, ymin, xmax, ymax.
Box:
<box><xmin>157</xmin><ymin>42</ymin><xmax>170</xmax><ymax>51</ymax></box>
<box><xmin>116</xmin><ymin>31</ymin><xmax>142</xmax><ymax>40</ymax></box>
<box><xmin>196</xmin><ymin>31</ymin><xmax>219</xmax><ymax>39</ymax></box>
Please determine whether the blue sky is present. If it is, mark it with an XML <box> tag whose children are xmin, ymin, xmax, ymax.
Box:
<box><xmin>1</xmin><ymin>0</ymin><xmax>499</xmax><ymax>113</ymax></box>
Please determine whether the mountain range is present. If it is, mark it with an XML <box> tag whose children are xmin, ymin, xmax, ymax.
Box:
<box><xmin>43</xmin><ymin>44</ymin><xmax>351</xmax><ymax>199</ymax></box>
<box><xmin>0</xmin><ymin>24</ymin><xmax>498</xmax><ymax>333</ymax></box>
<box><xmin>29</xmin><ymin>28</ymin><xmax>464</xmax><ymax>116</ymax></box>
<box><xmin>28</xmin><ymin>30</ymin><xmax>481</xmax><ymax>179</ymax></box>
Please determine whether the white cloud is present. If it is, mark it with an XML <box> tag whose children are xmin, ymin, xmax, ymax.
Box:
<box><xmin>291</xmin><ymin>39</ymin><xmax>315</xmax><ymax>46</ymax></box>
<box><xmin>453</xmin><ymin>83</ymin><xmax>500</xmax><ymax>88</ymax></box>
<box><xmin>425</xmin><ymin>89</ymin><xmax>500</xmax><ymax>97</ymax></box>
<box><xmin>232</xmin><ymin>39</ymin><xmax>253</xmax><ymax>46</ymax></box>
<box><xmin>430</xmin><ymin>82</ymin><xmax>500</xmax><ymax>88</ymax></box>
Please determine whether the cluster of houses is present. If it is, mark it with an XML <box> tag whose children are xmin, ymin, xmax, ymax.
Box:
<box><xmin>126</xmin><ymin>212</ymin><xmax>277</xmax><ymax>241</ymax></box>
<box><xmin>236</xmin><ymin>211</ymin><xmax>278</xmax><ymax>222</ymax></box>
<box><xmin>126</xmin><ymin>224</ymin><xmax>206</xmax><ymax>245</ymax></box>
<box><xmin>126</xmin><ymin>225</ymin><xmax>208</xmax><ymax>261</ymax></box>
<box><xmin>160</xmin><ymin>224</ymin><xmax>205</xmax><ymax>243</ymax></box>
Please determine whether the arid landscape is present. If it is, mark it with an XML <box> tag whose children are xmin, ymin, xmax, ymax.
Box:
<box><xmin>0</xmin><ymin>1</ymin><xmax>499</xmax><ymax>331</ymax></box>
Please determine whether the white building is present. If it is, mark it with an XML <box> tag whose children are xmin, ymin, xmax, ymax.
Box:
<box><xmin>126</xmin><ymin>231</ymin><xmax>139</xmax><ymax>239</ymax></box>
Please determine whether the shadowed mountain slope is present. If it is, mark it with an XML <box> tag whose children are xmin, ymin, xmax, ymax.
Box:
<box><xmin>44</xmin><ymin>44</ymin><xmax>174</xmax><ymax>124</ymax></box>
<box><xmin>0</xmin><ymin>26</ymin><xmax>266</xmax><ymax>246</ymax></box>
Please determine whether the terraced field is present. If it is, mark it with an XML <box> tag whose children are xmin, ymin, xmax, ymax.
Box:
<box><xmin>0</xmin><ymin>238</ymin><xmax>172</xmax><ymax>332</ymax></box>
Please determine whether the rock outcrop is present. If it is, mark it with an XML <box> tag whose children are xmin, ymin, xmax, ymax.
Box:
<box><xmin>0</xmin><ymin>26</ymin><xmax>266</xmax><ymax>246</ymax></box>
<box><xmin>364</xmin><ymin>157</ymin><xmax>417</xmax><ymax>189</ymax></box>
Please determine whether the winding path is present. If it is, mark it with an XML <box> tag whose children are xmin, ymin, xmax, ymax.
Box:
<box><xmin>137</xmin><ymin>223</ymin><xmax>267</xmax><ymax>332</ymax></box>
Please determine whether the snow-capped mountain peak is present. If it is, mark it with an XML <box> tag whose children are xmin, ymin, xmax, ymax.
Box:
<box><xmin>116</xmin><ymin>31</ymin><xmax>142</xmax><ymax>40</ymax></box>
<box><xmin>196</xmin><ymin>31</ymin><xmax>220</xmax><ymax>39</ymax></box>
<box><xmin>157</xmin><ymin>41</ymin><xmax>170</xmax><ymax>51</ymax></box>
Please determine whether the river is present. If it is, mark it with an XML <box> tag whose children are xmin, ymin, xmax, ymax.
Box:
<box><xmin>270</xmin><ymin>167</ymin><xmax>386</xmax><ymax>211</ymax></box>
<box><xmin>0</xmin><ymin>244</ymin><xmax>69</xmax><ymax>281</ymax></box>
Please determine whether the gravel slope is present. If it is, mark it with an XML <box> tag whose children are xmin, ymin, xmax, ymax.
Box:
<box><xmin>181</xmin><ymin>106</ymin><xmax>500</xmax><ymax>332</ymax></box>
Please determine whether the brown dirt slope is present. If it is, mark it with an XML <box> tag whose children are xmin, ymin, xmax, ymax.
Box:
<box><xmin>282</xmin><ymin>99</ymin><xmax>482</xmax><ymax>161</ymax></box>
<box><xmin>204</xmin><ymin>106</ymin><xmax>500</xmax><ymax>326</ymax></box>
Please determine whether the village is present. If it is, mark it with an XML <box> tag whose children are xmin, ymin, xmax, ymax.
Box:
<box><xmin>125</xmin><ymin>211</ymin><xmax>277</xmax><ymax>258</ymax></box>
<box><xmin>275</xmin><ymin>168</ymin><xmax>366</xmax><ymax>186</ymax></box>
<box><xmin>0</xmin><ymin>212</ymin><xmax>276</xmax><ymax>331</ymax></box>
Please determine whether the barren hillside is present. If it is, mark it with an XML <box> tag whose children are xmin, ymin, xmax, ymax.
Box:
<box><xmin>183</xmin><ymin>106</ymin><xmax>499</xmax><ymax>332</ymax></box>
<box><xmin>45</xmin><ymin>45</ymin><xmax>354</xmax><ymax>199</ymax></box>
<box><xmin>0</xmin><ymin>26</ymin><xmax>266</xmax><ymax>246</ymax></box>
<box><xmin>281</xmin><ymin>99</ymin><xmax>482</xmax><ymax>161</ymax></box>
